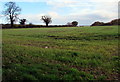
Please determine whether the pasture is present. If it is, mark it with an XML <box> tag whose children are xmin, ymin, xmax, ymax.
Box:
<box><xmin>2</xmin><ymin>26</ymin><xmax>119</xmax><ymax>81</ymax></box>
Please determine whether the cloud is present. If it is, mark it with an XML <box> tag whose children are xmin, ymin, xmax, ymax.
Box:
<box><xmin>19</xmin><ymin>14</ymin><xmax>44</xmax><ymax>24</ymax></box>
<box><xmin>0</xmin><ymin>0</ymin><xmax>42</xmax><ymax>2</ymax></box>
<box><xmin>19</xmin><ymin>12</ymin><xmax>60</xmax><ymax>25</ymax></box>
<box><xmin>51</xmin><ymin>13</ymin><xmax>112</xmax><ymax>25</ymax></box>
<box><xmin>46</xmin><ymin>0</ymin><xmax>80</xmax><ymax>8</ymax></box>
<box><xmin>0</xmin><ymin>0</ymin><xmax>118</xmax><ymax>2</ymax></box>
<box><xmin>19</xmin><ymin>10</ymin><xmax>115</xmax><ymax>25</ymax></box>
<box><xmin>89</xmin><ymin>0</ymin><xmax>118</xmax><ymax>2</ymax></box>
<box><xmin>47</xmin><ymin>12</ymin><xmax>59</xmax><ymax>18</ymax></box>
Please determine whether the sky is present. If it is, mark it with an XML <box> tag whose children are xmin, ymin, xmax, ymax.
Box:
<box><xmin>0</xmin><ymin>0</ymin><xmax>119</xmax><ymax>25</ymax></box>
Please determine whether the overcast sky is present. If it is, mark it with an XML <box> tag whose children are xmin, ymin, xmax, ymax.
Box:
<box><xmin>0</xmin><ymin>0</ymin><xmax>119</xmax><ymax>25</ymax></box>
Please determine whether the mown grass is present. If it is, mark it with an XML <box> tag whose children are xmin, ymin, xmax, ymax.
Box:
<box><xmin>2</xmin><ymin>26</ymin><xmax>119</xmax><ymax>81</ymax></box>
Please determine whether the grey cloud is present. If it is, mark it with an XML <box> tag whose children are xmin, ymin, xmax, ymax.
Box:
<box><xmin>50</xmin><ymin>13</ymin><xmax>114</xmax><ymax>25</ymax></box>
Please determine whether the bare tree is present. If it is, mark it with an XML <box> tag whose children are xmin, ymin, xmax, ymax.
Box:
<box><xmin>3</xmin><ymin>2</ymin><xmax>21</xmax><ymax>27</ymax></box>
<box><xmin>19</xmin><ymin>19</ymin><xmax>26</xmax><ymax>25</ymax></box>
<box><xmin>41</xmin><ymin>16</ymin><xmax>52</xmax><ymax>27</ymax></box>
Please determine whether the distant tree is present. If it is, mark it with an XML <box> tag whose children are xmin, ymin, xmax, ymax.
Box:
<box><xmin>2</xmin><ymin>2</ymin><xmax>21</xmax><ymax>28</ymax></box>
<box><xmin>91</xmin><ymin>19</ymin><xmax>120</xmax><ymax>26</ymax></box>
<box><xmin>72</xmin><ymin>21</ymin><xmax>78</xmax><ymax>26</ymax></box>
<box><xmin>41</xmin><ymin>16</ymin><xmax>52</xmax><ymax>27</ymax></box>
<box><xmin>29</xmin><ymin>23</ymin><xmax>33</xmax><ymax>25</ymax></box>
<box><xmin>110</xmin><ymin>19</ymin><xmax>120</xmax><ymax>25</ymax></box>
<box><xmin>29</xmin><ymin>23</ymin><xmax>33</xmax><ymax>27</ymax></box>
<box><xmin>91</xmin><ymin>21</ymin><xmax>104</xmax><ymax>26</ymax></box>
<box><xmin>19</xmin><ymin>19</ymin><xmax>26</xmax><ymax>25</ymax></box>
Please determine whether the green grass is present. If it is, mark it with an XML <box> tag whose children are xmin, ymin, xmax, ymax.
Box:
<box><xmin>2</xmin><ymin>26</ymin><xmax>119</xmax><ymax>81</ymax></box>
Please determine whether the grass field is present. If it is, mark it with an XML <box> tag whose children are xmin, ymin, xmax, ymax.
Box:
<box><xmin>2</xmin><ymin>26</ymin><xmax>119</xmax><ymax>81</ymax></box>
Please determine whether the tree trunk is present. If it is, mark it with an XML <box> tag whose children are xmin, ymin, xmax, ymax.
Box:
<box><xmin>10</xmin><ymin>16</ymin><xmax>14</xmax><ymax>28</ymax></box>
<box><xmin>46</xmin><ymin>23</ymin><xmax>48</xmax><ymax>27</ymax></box>
<box><xmin>11</xmin><ymin>20</ymin><xmax>13</xmax><ymax>28</ymax></box>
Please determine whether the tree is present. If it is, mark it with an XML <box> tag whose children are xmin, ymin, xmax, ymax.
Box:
<box><xmin>3</xmin><ymin>2</ymin><xmax>21</xmax><ymax>27</ymax></box>
<box><xmin>72</xmin><ymin>21</ymin><xmax>78</xmax><ymax>26</ymax></box>
<box><xmin>110</xmin><ymin>19</ymin><xmax>120</xmax><ymax>25</ymax></box>
<box><xmin>91</xmin><ymin>21</ymin><xmax>104</xmax><ymax>26</ymax></box>
<box><xmin>91</xmin><ymin>19</ymin><xmax>120</xmax><ymax>26</ymax></box>
<box><xmin>41</xmin><ymin>16</ymin><xmax>52</xmax><ymax>27</ymax></box>
<box><xmin>19</xmin><ymin>19</ymin><xmax>26</xmax><ymax>25</ymax></box>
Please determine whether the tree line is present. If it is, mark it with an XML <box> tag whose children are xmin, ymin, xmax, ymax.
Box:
<box><xmin>2</xmin><ymin>2</ymin><xmax>78</xmax><ymax>28</ymax></box>
<box><xmin>91</xmin><ymin>19</ymin><xmax>120</xmax><ymax>26</ymax></box>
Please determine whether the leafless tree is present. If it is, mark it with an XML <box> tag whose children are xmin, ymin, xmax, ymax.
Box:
<box><xmin>41</xmin><ymin>16</ymin><xmax>52</xmax><ymax>27</ymax></box>
<box><xmin>3</xmin><ymin>2</ymin><xmax>21</xmax><ymax>27</ymax></box>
